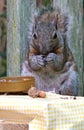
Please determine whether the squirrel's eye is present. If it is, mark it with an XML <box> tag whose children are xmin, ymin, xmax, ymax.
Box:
<box><xmin>52</xmin><ymin>31</ymin><xmax>57</xmax><ymax>39</ymax></box>
<box><xmin>33</xmin><ymin>33</ymin><xmax>38</xmax><ymax>39</ymax></box>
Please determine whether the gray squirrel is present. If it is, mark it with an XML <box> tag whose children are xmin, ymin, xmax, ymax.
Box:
<box><xmin>21</xmin><ymin>8</ymin><xmax>79</xmax><ymax>96</ymax></box>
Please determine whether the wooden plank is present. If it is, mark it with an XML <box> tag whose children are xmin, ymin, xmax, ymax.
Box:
<box><xmin>7</xmin><ymin>0</ymin><xmax>21</xmax><ymax>76</ymax></box>
<box><xmin>7</xmin><ymin>0</ymin><xmax>36</xmax><ymax>76</ymax></box>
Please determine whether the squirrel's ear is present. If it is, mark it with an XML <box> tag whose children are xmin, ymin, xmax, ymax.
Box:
<box><xmin>56</xmin><ymin>13</ymin><xmax>69</xmax><ymax>33</ymax></box>
<box><xmin>52</xmin><ymin>14</ymin><xmax>58</xmax><ymax>30</ymax></box>
<box><xmin>34</xmin><ymin>16</ymin><xmax>38</xmax><ymax>29</ymax></box>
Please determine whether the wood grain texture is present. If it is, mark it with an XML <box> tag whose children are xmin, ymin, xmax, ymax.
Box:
<box><xmin>7</xmin><ymin>0</ymin><xmax>20</xmax><ymax>76</ymax></box>
<box><xmin>7</xmin><ymin>0</ymin><xmax>36</xmax><ymax>76</ymax></box>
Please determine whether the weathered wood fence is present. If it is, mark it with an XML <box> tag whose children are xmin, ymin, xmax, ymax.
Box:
<box><xmin>7</xmin><ymin>0</ymin><xmax>83</xmax><ymax>96</ymax></box>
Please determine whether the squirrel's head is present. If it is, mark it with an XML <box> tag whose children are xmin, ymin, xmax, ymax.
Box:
<box><xmin>31</xmin><ymin>13</ymin><xmax>64</xmax><ymax>55</ymax></box>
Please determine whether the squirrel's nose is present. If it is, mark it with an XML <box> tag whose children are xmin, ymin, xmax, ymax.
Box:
<box><xmin>42</xmin><ymin>51</ymin><xmax>47</xmax><ymax>55</ymax></box>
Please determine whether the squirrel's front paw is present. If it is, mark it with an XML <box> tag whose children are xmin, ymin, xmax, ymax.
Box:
<box><xmin>36</xmin><ymin>55</ymin><xmax>45</xmax><ymax>66</ymax></box>
<box><xmin>30</xmin><ymin>55</ymin><xmax>45</xmax><ymax>70</ymax></box>
<box><xmin>45</xmin><ymin>53</ymin><xmax>56</xmax><ymax>63</ymax></box>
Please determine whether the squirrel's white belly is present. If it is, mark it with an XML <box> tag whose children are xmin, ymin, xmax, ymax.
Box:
<box><xmin>32</xmin><ymin>67</ymin><xmax>66</xmax><ymax>93</ymax></box>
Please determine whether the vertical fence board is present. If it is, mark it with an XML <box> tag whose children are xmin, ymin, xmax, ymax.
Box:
<box><xmin>7</xmin><ymin>0</ymin><xmax>21</xmax><ymax>76</ymax></box>
<box><xmin>7</xmin><ymin>0</ymin><xmax>36</xmax><ymax>76</ymax></box>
